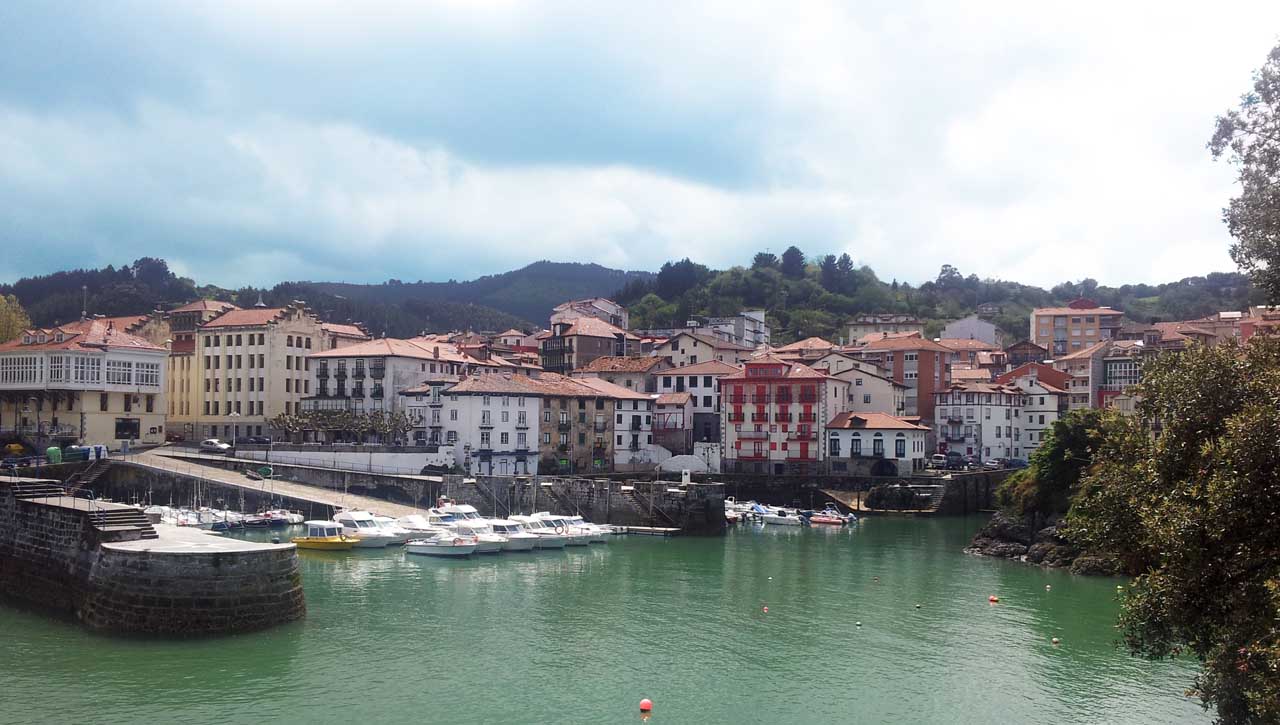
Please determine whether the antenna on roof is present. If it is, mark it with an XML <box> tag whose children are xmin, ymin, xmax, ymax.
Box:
<box><xmin>81</xmin><ymin>285</ymin><xmax>87</xmax><ymax>321</ymax></box>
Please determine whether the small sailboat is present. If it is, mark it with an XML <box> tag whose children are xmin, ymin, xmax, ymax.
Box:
<box><xmin>291</xmin><ymin>521</ymin><xmax>357</xmax><ymax>550</ymax></box>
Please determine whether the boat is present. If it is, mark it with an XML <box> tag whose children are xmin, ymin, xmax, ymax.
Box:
<box><xmin>370</xmin><ymin>515</ymin><xmax>414</xmax><ymax>545</ymax></box>
<box><xmin>332</xmin><ymin>510</ymin><xmax>397</xmax><ymax>548</ymax></box>
<box><xmin>509</xmin><ymin>515</ymin><xmax>568</xmax><ymax>549</ymax></box>
<box><xmin>404</xmin><ymin>531</ymin><xmax>478</xmax><ymax>557</ymax></box>
<box><xmin>449</xmin><ymin>519</ymin><xmax>508</xmax><ymax>554</ymax></box>
<box><xmin>808</xmin><ymin>506</ymin><xmax>857</xmax><ymax>526</ymax></box>
<box><xmin>396</xmin><ymin>512</ymin><xmax>457</xmax><ymax>536</ymax></box>
<box><xmin>530</xmin><ymin>513</ymin><xmax>591</xmax><ymax>546</ymax></box>
<box><xmin>757</xmin><ymin>504</ymin><xmax>808</xmax><ymax>527</ymax></box>
<box><xmin>564</xmin><ymin>514</ymin><xmax>612</xmax><ymax>543</ymax></box>
<box><xmin>291</xmin><ymin>520</ymin><xmax>357</xmax><ymax>550</ymax></box>
<box><xmin>488</xmin><ymin>519</ymin><xmax>540</xmax><ymax>551</ymax></box>
<box><xmin>264</xmin><ymin>509</ymin><xmax>305</xmax><ymax>525</ymax></box>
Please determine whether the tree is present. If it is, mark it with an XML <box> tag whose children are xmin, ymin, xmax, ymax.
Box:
<box><xmin>818</xmin><ymin>254</ymin><xmax>839</xmax><ymax>291</ymax></box>
<box><xmin>997</xmin><ymin>409</ymin><xmax>1105</xmax><ymax>526</ymax></box>
<box><xmin>751</xmin><ymin>252</ymin><xmax>779</xmax><ymax>270</ymax></box>
<box><xmin>1066</xmin><ymin>339</ymin><xmax>1280</xmax><ymax>722</ymax></box>
<box><xmin>780</xmin><ymin>246</ymin><xmax>806</xmax><ymax>279</ymax></box>
<box><xmin>936</xmin><ymin>264</ymin><xmax>963</xmax><ymax>287</ymax></box>
<box><xmin>1210</xmin><ymin>43</ymin><xmax>1280</xmax><ymax>300</ymax></box>
<box><xmin>0</xmin><ymin>294</ymin><xmax>32</xmax><ymax>342</ymax></box>
<box><xmin>836</xmin><ymin>253</ymin><xmax>855</xmax><ymax>293</ymax></box>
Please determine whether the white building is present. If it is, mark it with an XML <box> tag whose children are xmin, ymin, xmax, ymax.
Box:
<box><xmin>941</xmin><ymin>315</ymin><xmax>1001</xmax><ymax>345</ymax></box>
<box><xmin>441</xmin><ymin>374</ymin><xmax>543</xmax><ymax>476</ymax></box>
<box><xmin>825</xmin><ymin>412</ymin><xmax>930</xmax><ymax>476</ymax></box>
<box><xmin>934</xmin><ymin>381</ymin><xmax>1058</xmax><ymax>461</ymax></box>
<box><xmin>550</xmin><ymin>298</ymin><xmax>629</xmax><ymax>330</ymax></box>
<box><xmin>573</xmin><ymin>376</ymin><xmax>664</xmax><ymax>471</ymax></box>
<box><xmin>0</xmin><ymin>319</ymin><xmax>168</xmax><ymax>449</ymax></box>
<box><xmin>820</xmin><ymin>365</ymin><xmax>908</xmax><ymax>416</ymax></box>
<box><xmin>705</xmin><ymin>310</ymin><xmax>770</xmax><ymax>347</ymax></box>
<box><xmin>656</xmin><ymin>359</ymin><xmax>739</xmax><ymax>443</ymax></box>
<box><xmin>660</xmin><ymin>331</ymin><xmax>754</xmax><ymax>367</ymax></box>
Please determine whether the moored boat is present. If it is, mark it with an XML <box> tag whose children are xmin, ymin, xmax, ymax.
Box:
<box><xmin>488</xmin><ymin>519</ymin><xmax>539</xmax><ymax>551</ymax></box>
<box><xmin>510</xmin><ymin>515</ymin><xmax>568</xmax><ymax>548</ymax></box>
<box><xmin>333</xmin><ymin>510</ymin><xmax>396</xmax><ymax>548</ymax></box>
<box><xmin>405</xmin><ymin>531</ymin><xmax>478</xmax><ymax>557</ymax></box>
<box><xmin>292</xmin><ymin>521</ymin><xmax>357</xmax><ymax>550</ymax></box>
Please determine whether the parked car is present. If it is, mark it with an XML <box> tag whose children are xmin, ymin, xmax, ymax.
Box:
<box><xmin>963</xmin><ymin>455</ymin><xmax>982</xmax><ymax>470</ymax></box>
<box><xmin>165</xmin><ymin>431</ymin><xmax>185</xmax><ymax>443</ymax></box>
<box><xmin>1006</xmin><ymin>458</ymin><xmax>1029</xmax><ymax>469</ymax></box>
<box><xmin>929</xmin><ymin>453</ymin><xmax>948</xmax><ymax>469</ymax></box>
<box><xmin>983</xmin><ymin>458</ymin><xmax>1006</xmax><ymax>470</ymax></box>
<box><xmin>200</xmin><ymin>438</ymin><xmax>232</xmax><ymax>453</ymax></box>
<box><xmin>240</xmin><ymin>435</ymin><xmax>272</xmax><ymax>445</ymax></box>
<box><xmin>944</xmin><ymin>450</ymin><xmax>966</xmax><ymax>471</ymax></box>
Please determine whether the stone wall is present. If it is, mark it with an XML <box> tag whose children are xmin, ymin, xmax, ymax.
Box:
<box><xmin>0</xmin><ymin>485</ymin><xmax>93</xmax><ymax>616</ymax></box>
<box><xmin>105</xmin><ymin>463</ymin><xmax>343</xmax><ymax>520</ymax></box>
<box><xmin>234</xmin><ymin>444</ymin><xmax>455</xmax><ymax>474</ymax></box>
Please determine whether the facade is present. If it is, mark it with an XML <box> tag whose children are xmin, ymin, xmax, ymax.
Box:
<box><xmin>0</xmin><ymin>319</ymin><xmax>167</xmax><ymax>449</ymax></box>
<box><xmin>656</xmin><ymin>359</ymin><xmax>739</xmax><ymax>443</ymax></box>
<box><xmin>996</xmin><ymin>367</ymin><xmax>1068</xmax><ymax>454</ymax></box>
<box><xmin>1030</xmin><ymin>301</ymin><xmax>1124</xmax><ymax>356</ymax></box>
<box><xmin>320</xmin><ymin>323</ymin><xmax>373</xmax><ymax>350</ymax></box>
<box><xmin>539</xmin><ymin>317</ymin><xmax>636</xmax><ymax>375</ymax></box>
<box><xmin>571</xmin><ymin>355</ymin><xmax>671</xmax><ymax>392</ymax></box>
<box><xmin>1004</xmin><ymin>339</ymin><xmax>1048</xmax><ymax>369</ymax></box>
<box><xmin>847</xmin><ymin>314</ymin><xmax>924</xmax><ymax>341</ymax></box>
<box><xmin>937</xmin><ymin>338</ymin><xmax>1002</xmax><ymax>367</ymax></box>
<box><xmin>533</xmin><ymin>373</ymin><xmax>615</xmax><ymax>474</ymax></box>
<box><xmin>1051</xmin><ymin>341</ymin><xmax>1109</xmax><ymax>410</ymax></box>
<box><xmin>441</xmin><ymin>374</ymin><xmax>542</xmax><ymax>476</ymax></box>
<box><xmin>719</xmin><ymin>356</ymin><xmax>845</xmax><ymax>475</ymax></box>
<box><xmin>305</xmin><ymin>338</ymin><xmax>473</xmax><ymax>422</ymax></box>
<box><xmin>934</xmin><ymin>382</ymin><xmax>1031</xmax><ymax>461</ymax></box>
<box><xmin>661</xmin><ymin>331</ymin><xmax>754</xmax><ymax>367</ymax></box>
<box><xmin>821</xmin><ymin>365</ymin><xmax>907</xmax><ymax>416</ymax></box>
<box><xmin>705</xmin><ymin>310</ymin><xmax>769</xmax><ymax>347</ymax></box>
<box><xmin>653</xmin><ymin>392</ymin><xmax>694</xmax><ymax>455</ymax></box>
<box><xmin>550</xmin><ymin>298</ymin><xmax>628</xmax><ymax>330</ymax></box>
<box><xmin>940</xmin><ymin>315</ymin><xmax>1000</xmax><ymax>345</ymax></box>
<box><xmin>170</xmin><ymin>302</ymin><xmax>327</xmax><ymax>442</ymax></box>
<box><xmin>856</xmin><ymin>335</ymin><xmax>950</xmax><ymax>423</ymax></box>
<box><xmin>399</xmin><ymin>373</ymin><xmax>462</xmax><ymax>446</ymax></box>
<box><xmin>573</xmin><ymin>376</ymin><xmax>662</xmax><ymax>471</ymax></box>
<box><xmin>1098</xmin><ymin>342</ymin><xmax>1145</xmax><ymax>409</ymax></box>
<box><xmin>825</xmin><ymin>411</ymin><xmax>930</xmax><ymax>476</ymax></box>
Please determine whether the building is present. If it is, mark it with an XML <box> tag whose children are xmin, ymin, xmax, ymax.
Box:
<box><xmin>937</xmin><ymin>338</ymin><xmax>1002</xmax><ymax>367</ymax></box>
<box><xmin>856</xmin><ymin>335</ymin><xmax>950</xmax><ymax>423</ymax></box>
<box><xmin>539</xmin><ymin>317</ymin><xmax>637</xmax><ymax>375</ymax></box>
<box><xmin>719</xmin><ymin>356</ymin><xmax>846</xmax><ymax>475</ymax></box>
<box><xmin>847</xmin><ymin>314</ymin><xmax>924</xmax><ymax>341</ymax></box>
<box><xmin>818</xmin><ymin>363</ymin><xmax>907</xmax><ymax>416</ymax></box>
<box><xmin>825</xmin><ymin>412</ymin><xmax>930</xmax><ymax>476</ymax></box>
<box><xmin>934</xmin><ymin>382</ymin><xmax>1031</xmax><ymax>461</ymax></box>
<box><xmin>1051</xmin><ymin>340</ymin><xmax>1109</xmax><ymax>410</ymax></box>
<box><xmin>809</xmin><ymin>351</ymin><xmax>881</xmax><ymax>376</ymax></box>
<box><xmin>772</xmin><ymin>336</ymin><xmax>840</xmax><ymax>362</ymax></box>
<box><xmin>96</xmin><ymin>312</ymin><xmax>172</xmax><ymax>348</ymax></box>
<box><xmin>0</xmin><ymin>319</ymin><xmax>167</xmax><ymax>449</ymax></box>
<box><xmin>399</xmin><ymin>373</ymin><xmax>462</xmax><ymax>446</ymax></box>
<box><xmin>573</xmin><ymin>376</ymin><xmax>662</xmax><ymax>471</ymax></box>
<box><xmin>1097</xmin><ymin>342</ymin><xmax>1145</xmax><ymax>409</ymax></box>
<box><xmin>705</xmin><ymin>310</ymin><xmax>770</xmax><ymax>347</ymax></box>
<box><xmin>532</xmin><ymin>373</ymin><xmax>616</xmax><ymax>474</ymax></box>
<box><xmin>550</xmin><ymin>298</ymin><xmax>629</xmax><ymax>330</ymax></box>
<box><xmin>996</xmin><ymin>365</ymin><xmax>1068</xmax><ymax>454</ymax></box>
<box><xmin>571</xmin><ymin>355</ymin><xmax>671</xmax><ymax>392</ymax></box>
<box><xmin>653</xmin><ymin>392</ymin><xmax>694</xmax><ymax>455</ymax></box>
<box><xmin>656</xmin><ymin>360</ymin><xmax>739</xmax><ymax>443</ymax></box>
<box><xmin>1030</xmin><ymin>300</ymin><xmax>1124</xmax><ymax>356</ymax></box>
<box><xmin>440</xmin><ymin>373</ymin><xmax>543</xmax><ymax>476</ymax></box>
<box><xmin>661</xmin><ymin>331</ymin><xmax>754</xmax><ymax>367</ymax></box>
<box><xmin>994</xmin><ymin>362</ymin><xmax>1072</xmax><ymax>391</ymax></box>
<box><xmin>940</xmin><ymin>315</ymin><xmax>1000</xmax><ymax>345</ymax></box>
<box><xmin>171</xmin><ymin>302</ymin><xmax>328</xmax><ymax>442</ymax></box>
<box><xmin>165</xmin><ymin>300</ymin><xmax>240</xmax><ymax>432</ymax></box>
<box><xmin>1004</xmin><ymin>339</ymin><xmax>1048</xmax><ymax>369</ymax></box>
<box><xmin>320</xmin><ymin>323</ymin><xmax>373</xmax><ymax>350</ymax></box>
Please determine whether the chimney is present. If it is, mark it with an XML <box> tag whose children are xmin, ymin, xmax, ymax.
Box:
<box><xmin>433</xmin><ymin>346</ymin><xmax>440</xmax><ymax>359</ymax></box>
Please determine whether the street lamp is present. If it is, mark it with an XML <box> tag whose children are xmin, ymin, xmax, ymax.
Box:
<box><xmin>229</xmin><ymin>411</ymin><xmax>241</xmax><ymax>452</ymax></box>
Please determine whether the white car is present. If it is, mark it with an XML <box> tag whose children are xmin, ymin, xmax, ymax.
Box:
<box><xmin>199</xmin><ymin>438</ymin><xmax>232</xmax><ymax>453</ymax></box>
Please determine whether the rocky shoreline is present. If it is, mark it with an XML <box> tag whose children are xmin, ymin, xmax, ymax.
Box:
<box><xmin>965</xmin><ymin>511</ymin><xmax>1120</xmax><ymax>576</ymax></box>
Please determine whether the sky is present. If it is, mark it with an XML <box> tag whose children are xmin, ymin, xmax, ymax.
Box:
<box><xmin>2</xmin><ymin>1</ymin><xmax>1279</xmax><ymax>289</ymax></box>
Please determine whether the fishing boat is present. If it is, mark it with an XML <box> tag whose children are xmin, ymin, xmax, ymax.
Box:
<box><xmin>405</xmin><ymin>531</ymin><xmax>478</xmax><ymax>557</ymax></box>
<box><xmin>488</xmin><ymin>519</ymin><xmax>540</xmax><ymax>551</ymax></box>
<box><xmin>291</xmin><ymin>521</ymin><xmax>357</xmax><ymax>550</ymax></box>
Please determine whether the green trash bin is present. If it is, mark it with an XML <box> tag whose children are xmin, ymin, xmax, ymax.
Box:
<box><xmin>46</xmin><ymin>446</ymin><xmax>62</xmax><ymax>464</ymax></box>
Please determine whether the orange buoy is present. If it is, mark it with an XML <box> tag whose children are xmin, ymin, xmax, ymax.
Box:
<box><xmin>639</xmin><ymin>699</ymin><xmax>653</xmax><ymax>712</ymax></box>
<box><xmin>988</xmin><ymin>595</ymin><xmax>999</xmax><ymax>603</ymax></box>
<box><xmin>762</xmin><ymin>606</ymin><xmax>768</xmax><ymax>613</ymax></box>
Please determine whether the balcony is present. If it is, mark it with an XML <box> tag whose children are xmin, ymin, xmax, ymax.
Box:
<box><xmin>371</xmin><ymin>387</ymin><xmax>384</xmax><ymax>399</ymax></box>
<box><xmin>727</xmin><ymin>414</ymin><xmax>745</xmax><ymax>423</ymax></box>
<box><xmin>798</xmin><ymin>394</ymin><xmax>818</xmax><ymax>403</ymax></box>
<box><xmin>787</xmin><ymin>430</ymin><xmax>817</xmax><ymax>441</ymax></box>
<box><xmin>353</xmin><ymin>366</ymin><xmax>366</xmax><ymax>379</ymax></box>
<box><xmin>737</xmin><ymin>430</ymin><xmax>769</xmax><ymax>439</ymax></box>
<box><xmin>750</xmin><ymin>413</ymin><xmax>769</xmax><ymax>422</ymax></box>
<box><xmin>317</xmin><ymin>366</ymin><xmax>330</xmax><ymax>379</ymax></box>
<box><xmin>479</xmin><ymin>420</ymin><xmax>495</xmax><ymax>429</ymax></box>
<box><xmin>593</xmin><ymin>422</ymin><xmax>609</xmax><ymax>432</ymax></box>
<box><xmin>751</xmin><ymin>394</ymin><xmax>771</xmax><ymax>403</ymax></box>
<box><xmin>335</xmin><ymin>368</ymin><xmax>348</xmax><ymax>379</ymax></box>
<box><xmin>735</xmin><ymin>451</ymin><xmax>768</xmax><ymax>461</ymax></box>
<box><xmin>558</xmin><ymin>422</ymin><xmax>572</xmax><ymax>431</ymax></box>
<box><xmin>629</xmin><ymin>421</ymin><xmax>643</xmax><ymax>431</ymax></box>
<box><xmin>786</xmin><ymin>453</ymin><xmax>817</xmax><ymax>461</ymax></box>
<box><xmin>516</xmin><ymin>421</ymin><xmax>530</xmax><ymax>429</ymax></box>
<box><xmin>370</xmin><ymin>365</ymin><xmax>385</xmax><ymax>380</ymax></box>
<box><xmin>796</xmin><ymin>413</ymin><xmax>817</xmax><ymax>423</ymax></box>
<box><xmin>728</xmin><ymin>396</ymin><xmax>746</xmax><ymax>405</ymax></box>
<box><xmin>774</xmin><ymin>412</ymin><xmax>792</xmax><ymax>422</ymax></box>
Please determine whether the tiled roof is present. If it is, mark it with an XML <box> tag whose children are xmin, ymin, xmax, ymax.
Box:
<box><xmin>1004</xmin><ymin>339</ymin><xmax>1047</xmax><ymax>352</ymax></box>
<box><xmin>656</xmin><ymin>392</ymin><xmax>693</xmax><ymax>406</ymax></box>
<box><xmin>497</xmin><ymin>328</ymin><xmax>527</xmax><ymax>338</ymax></box>
<box><xmin>1152</xmin><ymin>322</ymin><xmax>1215</xmax><ymax>342</ymax></box>
<box><xmin>571</xmin><ymin>375</ymin><xmax>655</xmax><ymax>400</ymax></box>
<box><xmin>97</xmin><ymin>314</ymin><xmax>148</xmax><ymax>332</ymax></box>
<box><xmin>1032</xmin><ymin>306</ymin><xmax>1124</xmax><ymax>317</ymax></box>
<box><xmin>201</xmin><ymin>308</ymin><xmax>288</xmax><ymax>328</ymax></box>
<box><xmin>826</xmin><ymin>412</ymin><xmax>930</xmax><ymax>431</ymax></box>
<box><xmin>446</xmin><ymin>374</ymin><xmax>549</xmax><ymax>396</ymax></box>
<box><xmin>995</xmin><ymin>363</ymin><xmax>1072</xmax><ymax>390</ymax></box>
<box><xmin>937</xmin><ymin>338</ymin><xmax>1001</xmax><ymax>352</ymax></box>
<box><xmin>1055</xmin><ymin>340</ymin><xmax>1109</xmax><ymax>361</ymax></box>
<box><xmin>949</xmin><ymin>367</ymin><xmax>992</xmax><ymax>382</ymax></box>
<box><xmin>669</xmin><ymin>331</ymin><xmax>754</xmax><ymax>351</ymax></box>
<box><xmin>852</xmin><ymin>330</ymin><xmax>921</xmax><ymax>347</ymax></box>
<box><xmin>720</xmin><ymin>356</ymin><xmax>827</xmax><ymax>381</ymax></box>
<box><xmin>0</xmin><ymin>319</ymin><xmax>165</xmax><ymax>352</ymax></box>
<box><xmin>171</xmin><ymin>299</ymin><xmax>239</xmax><ymax>314</ymax></box>
<box><xmin>861</xmin><ymin>335</ymin><xmax>951</xmax><ymax>353</ymax></box>
<box><xmin>667</xmin><ymin>360</ymin><xmax>741</xmax><ymax>376</ymax></box>
<box><xmin>563</xmin><ymin>317</ymin><xmax>639</xmax><ymax>340</ymax></box>
<box><xmin>321</xmin><ymin>322</ymin><xmax>370</xmax><ymax>339</ymax></box>
<box><xmin>774</xmin><ymin>336</ymin><xmax>838</xmax><ymax>352</ymax></box>
<box><xmin>938</xmin><ymin>381</ymin><xmax>1024</xmax><ymax>395</ymax></box>
<box><xmin>576</xmin><ymin>356</ymin><xmax>668</xmax><ymax>373</ymax></box>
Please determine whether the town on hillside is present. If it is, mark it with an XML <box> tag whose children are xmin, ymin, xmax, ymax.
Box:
<box><xmin>0</xmin><ymin>293</ymin><xmax>1264</xmax><ymax>476</ymax></box>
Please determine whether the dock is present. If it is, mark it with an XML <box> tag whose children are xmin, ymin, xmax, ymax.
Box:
<box><xmin>615</xmin><ymin>525</ymin><xmax>681</xmax><ymax>537</ymax></box>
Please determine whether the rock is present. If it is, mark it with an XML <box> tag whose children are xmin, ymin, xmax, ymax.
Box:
<box><xmin>1069</xmin><ymin>555</ymin><xmax>1119</xmax><ymax>576</ymax></box>
<box><xmin>966</xmin><ymin>537</ymin><xmax>1029</xmax><ymax>559</ymax></box>
<box><xmin>1033</xmin><ymin>525</ymin><xmax>1064</xmax><ymax>544</ymax></box>
<box><xmin>1027</xmin><ymin>541</ymin><xmax>1078</xmax><ymax>567</ymax></box>
<box><xmin>975</xmin><ymin>511</ymin><xmax>1032</xmax><ymax>545</ymax></box>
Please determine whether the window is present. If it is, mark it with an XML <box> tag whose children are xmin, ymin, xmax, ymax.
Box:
<box><xmin>863</xmin><ymin>394</ymin><xmax>871</xmax><ymax>404</ymax></box>
<box><xmin>450</xmin><ymin>409</ymin><xmax>458</xmax><ymax>421</ymax></box>
<box><xmin>500</xmin><ymin>432</ymin><xmax>509</xmax><ymax>445</ymax></box>
<box><xmin>895</xmin><ymin>437</ymin><xmax>906</xmax><ymax>458</ymax></box>
<box><xmin>100</xmin><ymin>393</ymin><xmax>109</xmax><ymax>411</ymax></box>
<box><xmin>480</xmin><ymin>432</ymin><xmax>491</xmax><ymax>447</ymax></box>
<box><xmin>855</xmin><ymin>378</ymin><xmax>863</xmax><ymax>386</ymax></box>
<box><xmin>543</xmin><ymin>410</ymin><xmax>552</xmax><ymax>423</ymax></box>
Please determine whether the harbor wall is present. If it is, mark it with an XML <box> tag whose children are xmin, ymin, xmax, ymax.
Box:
<box><xmin>0</xmin><ymin>480</ymin><xmax>306</xmax><ymax>635</ymax></box>
<box><xmin>710</xmin><ymin>470</ymin><xmax>1008</xmax><ymax>514</ymax></box>
<box><xmin>233</xmin><ymin>444</ymin><xmax>455</xmax><ymax>475</ymax></box>
<box><xmin>104</xmin><ymin>463</ymin><xmax>343</xmax><ymax>520</ymax></box>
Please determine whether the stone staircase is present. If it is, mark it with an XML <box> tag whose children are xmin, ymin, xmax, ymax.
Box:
<box><xmin>10</xmin><ymin>482</ymin><xmax>68</xmax><ymax>500</ymax></box>
<box><xmin>66</xmin><ymin>459</ymin><xmax>110</xmax><ymax>488</ymax></box>
<box><xmin>88</xmin><ymin>508</ymin><xmax>159</xmax><ymax>540</ymax></box>
<box><xmin>620</xmin><ymin>486</ymin><xmax>679</xmax><ymax>528</ymax></box>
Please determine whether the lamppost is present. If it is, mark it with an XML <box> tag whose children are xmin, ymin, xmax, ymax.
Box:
<box><xmin>229</xmin><ymin>411</ymin><xmax>240</xmax><ymax>452</ymax></box>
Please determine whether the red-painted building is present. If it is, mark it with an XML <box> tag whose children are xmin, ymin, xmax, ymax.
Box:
<box><xmin>719</xmin><ymin>355</ymin><xmax>848</xmax><ymax>475</ymax></box>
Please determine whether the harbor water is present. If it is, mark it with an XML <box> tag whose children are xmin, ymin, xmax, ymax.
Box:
<box><xmin>0</xmin><ymin>516</ymin><xmax>1206</xmax><ymax>724</ymax></box>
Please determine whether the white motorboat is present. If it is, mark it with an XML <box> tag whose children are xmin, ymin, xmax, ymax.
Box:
<box><xmin>531</xmin><ymin>513</ymin><xmax>592</xmax><ymax>546</ymax></box>
<box><xmin>449</xmin><ymin>519</ymin><xmax>507</xmax><ymax>554</ymax></box>
<box><xmin>371</xmin><ymin>514</ymin><xmax>414</xmax><ymax>545</ymax></box>
<box><xmin>510</xmin><ymin>516</ymin><xmax>568</xmax><ymax>549</ymax></box>
<box><xmin>332</xmin><ymin>510</ymin><xmax>397</xmax><ymax>548</ymax></box>
<box><xmin>405</xmin><ymin>531</ymin><xmax>478</xmax><ymax>557</ymax></box>
<box><xmin>396</xmin><ymin>513</ymin><xmax>457</xmax><ymax>536</ymax></box>
<box><xmin>564</xmin><ymin>514</ymin><xmax>611</xmax><ymax>543</ymax></box>
<box><xmin>760</xmin><ymin>506</ymin><xmax>808</xmax><ymax>527</ymax></box>
<box><xmin>264</xmin><ymin>509</ymin><xmax>305</xmax><ymax>525</ymax></box>
<box><xmin>488</xmin><ymin>519</ymin><xmax>539</xmax><ymax>551</ymax></box>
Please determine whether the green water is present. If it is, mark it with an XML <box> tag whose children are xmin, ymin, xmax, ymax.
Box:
<box><xmin>0</xmin><ymin>517</ymin><xmax>1206</xmax><ymax>724</ymax></box>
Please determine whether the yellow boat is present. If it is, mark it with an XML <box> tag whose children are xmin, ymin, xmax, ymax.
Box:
<box><xmin>291</xmin><ymin>521</ymin><xmax>358</xmax><ymax>550</ymax></box>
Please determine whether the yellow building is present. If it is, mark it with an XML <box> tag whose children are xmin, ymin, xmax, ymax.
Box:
<box><xmin>1030</xmin><ymin>303</ymin><xmax>1124</xmax><ymax>357</ymax></box>
<box><xmin>0</xmin><ymin>319</ymin><xmax>168</xmax><ymax>450</ymax></box>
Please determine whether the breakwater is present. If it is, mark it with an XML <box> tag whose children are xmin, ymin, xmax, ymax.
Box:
<box><xmin>0</xmin><ymin>477</ymin><xmax>305</xmax><ymax>635</ymax></box>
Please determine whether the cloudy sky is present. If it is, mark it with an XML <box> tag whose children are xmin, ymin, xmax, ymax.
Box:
<box><xmin>2</xmin><ymin>1</ymin><xmax>1278</xmax><ymax>289</ymax></box>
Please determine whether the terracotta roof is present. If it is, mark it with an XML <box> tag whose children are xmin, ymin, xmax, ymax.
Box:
<box><xmin>826</xmin><ymin>412</ymin><xmax>930</xmax><ymax>431</ymax></box>
<box><xmin>720</xmin><ymin>356</ymin><xmax>827</xmax><ymax>381</ymax></box>
<box><xmin>496</xmin><ymin>328</ymin><xmax>527</xmax><ymax>338</ymax></box>
<box><xmin>774</xmin><ymin>336</ymin><xmax>838</xmax><ymax>352</ymax></box>
<box><xmin>570</xmin><ymin>376</ymin><xmax>655</xmax><ymax>400</ymax></box>
<box><xmin>96</xmin><ymin>314</ymin><xmax>148</xmax><ymax>332</ymax></box>
<box><xmin>309</xmin><ymin>338</ymin><xmax>447</xmax><ymax>360</ymax></box>
<box><xmin>974</xmin><ymin>351</ymin><xmax>1005</xmax><ymax>366</ymax></box>
<box><xmin>201</xmin><ymin>307</ymin><xmax>288</xmax><ymax>328</ymax></box>
<box><xmin>1032</xmin><ymin>306</ymin><xmax>1124</xmax><ymax>317</ymax></box>
<box><xmin>446</xmin><ymin>374</ymin><xmax>549</xmax><ymax>396</ymax></box>
<box><xmin>563</xmin><ymin>317</ymin><xmax>638</xmax><ymax>340</ymax></box>
<box><xmin>861</xmin><ymin>335</ymin><xmax>951</xmax><ymax>353</ymax></box>
<box><xmin>1152</xmin><ymin>322</ymin><xmax>1216</xmax><ymax>342</ymax></box>
<box><xmin>950</xmin><ymin>367</ymin><xmax>992</xmax><ymax>382</ymax></box>
<box><xmin>1055</xmin><ymin>340</ymin><xmax>1110</xmax><ymax>361</ymax></box>
<box><xmin>995</xmin><ymin>363</ymin><xmax>1071</xmax><ymax>390</ymax></box>
<box><xmin>656</xmin><ymin>392</ymin><xmax>693</xmax><ymax>406</ymax></box>
<box><xmin>937</xmin><ymin>381</ymin><xmax>1025</xmax><ymax>395</ymax></box>
<box><xmin>398</xmin><ymin>374</ymin><xmax>464</xmax><ymax>394</ymax></box>
<box><xmin>667</xmin><ymin>360</ymin><xmax>741</xmax><ymax>376</ymax></box>
<box><xmin>668</xmin><ymin>331</ymin><xmax>754</xmax><ymax>351</ymax></box>
<box><xmin>321</xmin><ymin>322</ymin><xmax>370</xmax><ymax>339</ymax></box>
<box><xmin>937</xmin><ymin>338</ymin><xmax>1001</xmax><ymax>352</ymax></box>
<box><xmin>853</xmin><ymin>330</ymin><xmax>922</xmax><ymax>347</ymax></box>
<box><xmin>1004</xmin><ymin>339</ymin><xmax>1048</xmax><ymax>352</ymax></box>
<box><xmin>171</xmin><ymin>299</ymin><xmax>239</xmax><ymax>314</ymax></box>
<box><xmin>576</xmin><ymin>356</ymin><xmax>668</xmax><ymax>373</ymax></box>
<box><xmin>0</xmin><ymin>319</ymin><xmax>165</xmax><ymax>352</ymax></box>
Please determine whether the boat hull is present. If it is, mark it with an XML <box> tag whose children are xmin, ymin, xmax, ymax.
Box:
<box><xmin>533</xmin><ymin>535</ymin><xmax>567</xmax><ymax>549</ymax></box>
<box><xmin>351</xmin><ymin>535</ymin><xmax>391</xmax><ymax>548</ymax></box>
<box><xmin>292</xmin><ymin>537</ymin><xmax>356</xmax><ymax>551</ymax></box>
<box><xmin>500</xmin><ymin>537</ymin><xmax>538</xmax><ymax>552</ymax></box>
<box><xmin>405</xmin><ymin>542</ymin><xmax>476</xmax><ymax>557</ymax></box>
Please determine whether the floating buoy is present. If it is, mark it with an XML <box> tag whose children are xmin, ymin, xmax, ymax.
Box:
<box><xmin>767</xmin><ymin>576</ymin><xmax>772</xmax><ymax>580</ymax></box>
<box><xmin>988</xmin><ymin>595</ymin><xmax>999</xmax><ymax>603</ymax></box>
<box><xmin>1116</xmin><ymin>585</ymin><xmax>1124</xmax><ymax>590</ymax></box>
<box><xmin>762</xmin><ymin>606</ymin><xmax>768</xmax><ymax>613</ymax></box>
<box><xmin>1045</xmin><ymin>585</ymin><xmax>1051</xmax><ymax>591</ymax></box>
<box><xmin>915</xmin><ymin>604</ymin><xmax>921</xmax><ymax>609</ymax></box>
<box><xmin>1052</xmin><ymin>637</ymin><xmax>1060</xmax><ymax>645</ymax></box>
<box><xmin>856</xmin><ymin>621</ymin><xmax>862</xmax><ymax>627</ymax></box>
<box><xmin>639</xmin><ymin>699</ymin><xmax>653</xmax><ymax>713</ymax></box>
